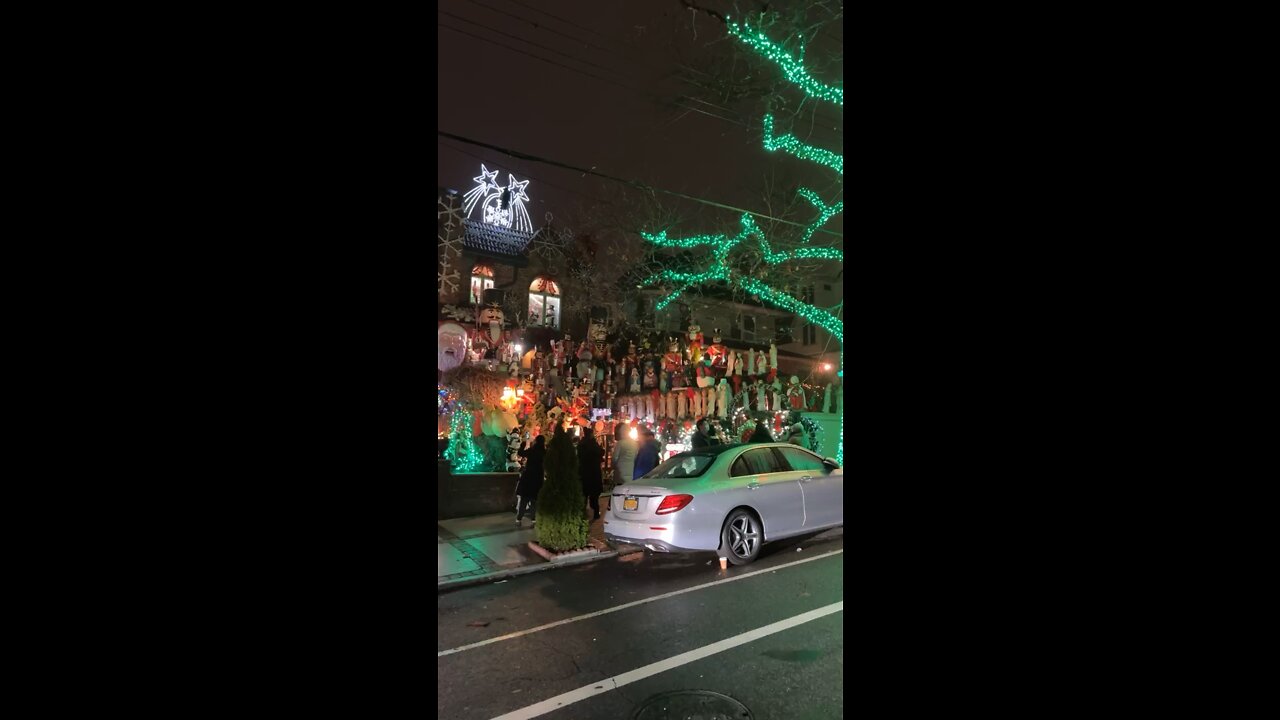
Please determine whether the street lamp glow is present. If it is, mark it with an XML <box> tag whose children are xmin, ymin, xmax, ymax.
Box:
<box><xmin>629</xmin><ymin>427</ymin><xmax>638</xmax><ymax>440</ymax></box>
<box><xmin>822</xmin><ymin>363</ymin><xmax>832</xmax><ymax>371</ymax></box>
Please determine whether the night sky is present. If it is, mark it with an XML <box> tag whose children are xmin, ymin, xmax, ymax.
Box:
<box><xmin>437</xmin><ymin>0</ymin><xmax>843</xmax><ymax>240</ymax></box>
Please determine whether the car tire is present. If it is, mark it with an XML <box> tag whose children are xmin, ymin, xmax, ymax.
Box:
<box><xmin>721</xmin><ymin>508</ymin><xmax>762</xmax><ymax>566</ymax></box>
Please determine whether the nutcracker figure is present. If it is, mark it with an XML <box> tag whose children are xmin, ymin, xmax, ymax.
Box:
<box><xmin>686</xmin><ymin>324</ymin><xmax>704</xmax><ymax>365</ymax></box>
<box><xmin>661</xmin><ymin>338</ymin><xmax>683</xmax><ymax>387</ymax></box>
<box><xmin>705</xmin><ymin>329</ymin><xmax>728</xmax><ymax>378</ymax></box>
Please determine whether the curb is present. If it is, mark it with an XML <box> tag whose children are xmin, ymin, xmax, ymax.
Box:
<box><xmin>438</xmin><ymin>548</ymin><xmax>619</xmax><ymax>592</ymax></box>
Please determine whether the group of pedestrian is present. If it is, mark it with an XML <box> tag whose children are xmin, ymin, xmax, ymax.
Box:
<box><xmin>515</xmin><ymin>414</ymin><xmax>805</xmax><ymax>528</ymax></box>
<box><xmin>610</xmin><ymin>423</ymin><xmax>660</xmax><ymax>484</ymax></box>
<box><xmin>515</xmin><ymin>424</ymin><xmax>653</xmax><ymax>527</ymax></box>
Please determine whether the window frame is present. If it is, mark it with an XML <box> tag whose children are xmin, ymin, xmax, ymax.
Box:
<box><xmin>777</xmin><ymin>446</ymin><xmax>826</xmax><ymax>473</ymax></box>
<box><xmin>527</xmin><ymin>275</ymin><xmax>562</xmax><ymax>329</ymax></box>
<box><xmin>738</xmin><ymin>447</ymin><xmax>784</xmax><ymax>476</ymax></box>
<box><xmin>469</xmin><ymin>265</ymin><xmax>495</xmax><ymax>305</ymax></box>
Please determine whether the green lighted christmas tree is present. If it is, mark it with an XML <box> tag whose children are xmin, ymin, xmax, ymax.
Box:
<box><xmin>535</xmin><ymin>425</ymin><xmax>590</xmax><ymax>552</ymax></box>
<box><xmin>443</xmin><ymin>406</ymin><xmax>483</xmax><ymax>473</ymax></box>
<box><xmin>640</xmin><ymin>13</ymin><xmax>845</xmax><ymax>463</ymax></box>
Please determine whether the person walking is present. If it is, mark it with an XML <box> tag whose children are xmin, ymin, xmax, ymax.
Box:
<box><xmin>578</xmin><ymin>427</ymin><xmax>604</xmax><ymax>520</ymax></box>
<box><xmin>612</xmin><ymin>423</ymin><xmax>638</xmax><ymax>487</ymax></box>
<box><xmin>633</xmin><ymin>428</ymin><xmax>661</xmax><ymax>479</ymax></box>
<box><xmin>515</xmin><ymin>435</ymin><xmax>545</xmax><ymax>527</ymax></box>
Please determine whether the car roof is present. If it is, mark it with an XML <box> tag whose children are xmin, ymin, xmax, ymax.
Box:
<box><xmin>669</xmin><ymin>442</ymin><xmax>803</xmax><ymax>460</ymax></box>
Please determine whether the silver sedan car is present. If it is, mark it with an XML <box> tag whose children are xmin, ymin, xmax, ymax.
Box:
<box><xmin>605</xmin><ymin>442</ymin><xmax>843</xmax><ymax>565</ymax></box>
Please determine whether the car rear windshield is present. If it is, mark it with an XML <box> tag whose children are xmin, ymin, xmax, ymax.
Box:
<box><xmin>642</xmin><ymin>453</ymin><xmax>717</xmax><ymax>479</ymax></box>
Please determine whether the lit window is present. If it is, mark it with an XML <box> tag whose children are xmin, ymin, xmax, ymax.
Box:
<box><xmin>470</xmin><ymin>264</ymin><xmax>495</xmax><ymax>305</ymax></box>
<box><xmin>528</xmin><ymin>275</ymin><xmax>561</xmax><ymax>329</ymax></box>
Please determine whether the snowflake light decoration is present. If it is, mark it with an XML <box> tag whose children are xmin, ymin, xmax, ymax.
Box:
<box><xmin>462</xmin><ymin>164</ymin><xmax>533</xmax><ymax>234</ymax></box>
<box><xmin>528</xmin><ymin>211</ymin><xmax>571</xmax><ymax>264</ymax></box>
<box><xmin>437</xmin><ymin>192</ymin><xmax>465</xmax><ymax>297</ymax></box>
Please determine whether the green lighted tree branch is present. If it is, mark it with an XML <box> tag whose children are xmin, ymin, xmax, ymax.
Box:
<box><xmin>640</xmin><ymin>12</ymin><xmax>845</xmax><ymax>462</ymax></box>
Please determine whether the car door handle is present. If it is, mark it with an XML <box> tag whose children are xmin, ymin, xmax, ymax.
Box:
<box><xmin>747</xmin><ymin>481</ymin><xmax>760</xmax><ymax>490</ymax></box>
<box><xmin>800</xmin><ymin>476</ymin><xmax>813</xmax><ymax>482</ymax></box>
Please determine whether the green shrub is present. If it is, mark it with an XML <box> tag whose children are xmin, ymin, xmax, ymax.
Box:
<box><xmin>536</xmin><ymin>425</ymin><xmax>589</xmax><ymax>552</ymax></box>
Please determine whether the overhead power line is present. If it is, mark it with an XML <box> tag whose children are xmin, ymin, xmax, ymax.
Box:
<box><xmin>437</xmin><ymin>130</ymin><xmax>843</xmax><ymax>239</ymax></box>
<box><xmin>440</xmin><ymin>5</ymin><xmax>843</xmax><ymax>141</ymax></box>
<box><xmin>437</xmin><ymin>21</ymin><xmax>752</xmax><ymax>129</ymax></box>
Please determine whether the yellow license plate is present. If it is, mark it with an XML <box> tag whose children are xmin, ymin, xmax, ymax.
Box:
<box><xmin>623</xmin><ymin>497</ymin><xmax>639</xmax><ymax>511</ymax></box>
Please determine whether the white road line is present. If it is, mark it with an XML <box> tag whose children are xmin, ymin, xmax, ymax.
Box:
<box><xmin>438</xmin><ymin>548</ymin><xmax>843</xmax><ymax>658</ymax></box>
<box><xmin>488</xmin><ymin>601</ymin><xmax>844</xmax><ymax>720</ymax></box>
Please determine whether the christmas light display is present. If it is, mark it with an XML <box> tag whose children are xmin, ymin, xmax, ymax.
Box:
<box><xmin>438</xmin><ymin>193</ymin><xmax>465</xmax><ymax>298</ymax></box>
<box><xmin>462</xmin><ymin>164</ymin><xmax>534</xmax><ymax>233</ymax></box>
<box><xmin>725</xmin><ymin>20</ymin><xmax>844</xmax><ymax>106</ymax></box>
<box><xmin>640</xmin><ymin>11</ymin><xmax>845</xmax><ymax>463</ymax></box>
<box><xmin>762</xmin><ymin>114</ymin><xmax>844</xmax><ymax>176</ymax></box>
<box><xmin>797</xmin><ymin>188</ymin><xmax>844</xmax><ymax>244</ymax></box>
<box><xmin>443</xmin><ymin>406</ymin><xmax>484</xmax><ymax>473</ymax></box>
<box><xmin>801</xmin><ymin>416</ymin><xmax>823</xmax><ymax>455</ymax></box>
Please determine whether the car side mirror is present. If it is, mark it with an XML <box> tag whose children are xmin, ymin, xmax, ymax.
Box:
<box><xmin>822</xmin><ymin>457</ymin><xmax>840</xmax><ymax>471</ymax></box>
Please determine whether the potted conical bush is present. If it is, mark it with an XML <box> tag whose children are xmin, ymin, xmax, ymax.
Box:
<box><xmin>533</xmin><ymin>425</ymin><xmax>590</xmax><ymax>553</ymax></box>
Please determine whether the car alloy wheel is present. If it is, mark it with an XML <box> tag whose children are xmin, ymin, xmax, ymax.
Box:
<box><xmin>722</xmin><ymin>509</ymin><xmax>761</xmax><ymax>565</ymax></box>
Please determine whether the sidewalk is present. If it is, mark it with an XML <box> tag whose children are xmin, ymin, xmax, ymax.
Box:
<box><xmin>438</xmin><ymin>496</ymin><xmax>639</xmax><ymax>591</ymax></box>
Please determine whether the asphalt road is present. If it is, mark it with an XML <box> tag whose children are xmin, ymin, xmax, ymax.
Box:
<box><xmin>438</xmin><ymin>527</ymin><xmax>844</xmax><ymax>720</ymax></box>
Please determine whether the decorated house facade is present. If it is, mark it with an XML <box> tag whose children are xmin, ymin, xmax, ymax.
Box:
<box><xmin>438</xmin><ymin>163</ymin><xmax>842</xmax><ymax>473</ymax></box>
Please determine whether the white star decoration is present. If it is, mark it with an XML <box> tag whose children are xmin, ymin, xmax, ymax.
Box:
<box><xmin>506</xmin><ymin>174</ymin><xmax>529</xmax><ymax>203</ymax></box>
<box><xmin>462</xmin><ymin>164</ymin><xmax>500</xmax><ymax>217</ymax></box>
<box><xmin>474</xmin><ymin>165</ymin><xmax>499</xmax><ymax>192</ymax></box>
<box><xmin>460</xmin><ymin>164</ymin><xmax>533</xmax><ymax>233</ymax></box>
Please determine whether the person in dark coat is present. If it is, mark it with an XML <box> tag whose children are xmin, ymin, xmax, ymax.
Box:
<box><xmin>747</xmin><ymin>420</ymin><xmax>774</xmax><ymax>443</ymax></box>
<box><xmin>633</xmin><ymin>428</ymin><xmax>661</xmax><ymax>479</ymax></box>
<box><xmin>577</xmin><ymin>427</ymin><xmax>604</xmax><ymax>520</ymax></box>
<box><xmin>515</xmin><ymin>435</ymin><xmax>545</xmax><ymax>527</ymax></box>
<box><xmin>691</xmin><ymin>418</ymin><xmax>718</xmax><ymax>448</ymax></box>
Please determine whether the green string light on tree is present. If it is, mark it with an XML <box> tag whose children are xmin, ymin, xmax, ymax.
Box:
<box><xmin>762</xmin><ymin>115</ymin><xmax>844</xmax><ymax>175</ymax></box>
<box><xmin>641</xmin><ymin>9</ymin><xmax>845</xmax><ymax>465</ymax></box>
<box><xmin>443</xmin><ymin>405</ymin><xmax>483</xmax><ymax>473</ymax></box>
<box><xmin>796</xmin><ymin>189</ymin><xmax>843</xmax><ymax>243</ymax></box>
<box><xmin>725</xmin><ymin>20</ymin><xmax>844</xmax><ymax>106</ymax></box>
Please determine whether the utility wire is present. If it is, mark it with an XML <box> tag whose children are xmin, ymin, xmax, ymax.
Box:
<box><xmin>442</xmin><ymin>4</ymin><xmax>843</xmax><ymax>140</ymax></box>
<box><xmin>438</xmin><ymin>130</ymin><xmax>843</xmax><ymax>239</ymax></box>
<box><xmin>438</xmin><ymin>138</ymin><xmax>616</xmax><ymax>208</ymax></box>
<box><xmin>438</xmin><ymin>21</ymin><xmax>751</xmax><ymax>129</ymax></box>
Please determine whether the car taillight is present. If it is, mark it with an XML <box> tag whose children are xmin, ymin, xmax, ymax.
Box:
<box><xmin>655</xmin><ymin>494</ymin><xmax>694</xmax><ymax>515</ymax></box>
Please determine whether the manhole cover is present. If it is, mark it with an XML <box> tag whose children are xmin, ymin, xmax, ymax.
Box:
<box><xmin>633</xmin><ymin>690</ymin><xmax>752</xmax><ymax>720</ymax></box>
